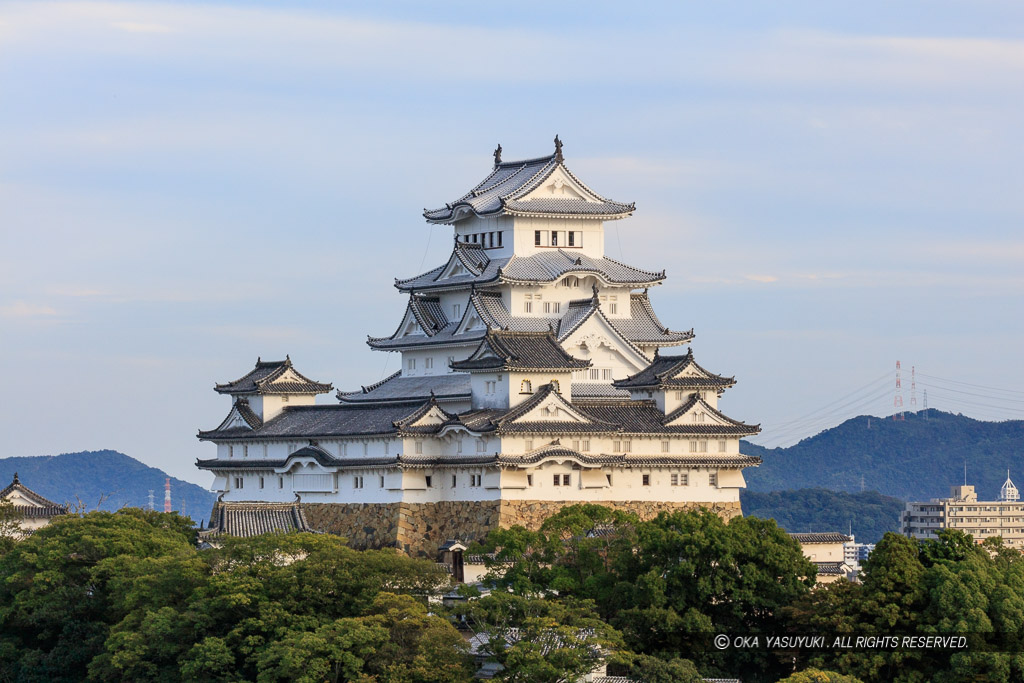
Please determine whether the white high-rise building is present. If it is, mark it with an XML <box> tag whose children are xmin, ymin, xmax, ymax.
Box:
<box><xmin>196</xmin><ymin>140</ymin><xmax>761</xmax><ymax>554</ymax></box>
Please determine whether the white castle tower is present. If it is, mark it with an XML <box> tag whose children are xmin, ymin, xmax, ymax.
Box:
<box><xmin>196</xmin><ymin>139</ymin><xmax>761</xmax><ymax>554</ymax></box>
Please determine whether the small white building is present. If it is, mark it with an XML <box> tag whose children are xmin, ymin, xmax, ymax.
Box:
<box><xmin>788</xmin><ymin>532</ymin><xmax>855</xmax><ymax>583</ymax></box>
<box><xmin>1</xmin><ymin>473</ymin><xmax>68</xmax><ymax>536</ymax></box>
<box><xmin>195</xmin><ymin>140</ymin><xmax>762</xmax><ymax>555</ymax></box>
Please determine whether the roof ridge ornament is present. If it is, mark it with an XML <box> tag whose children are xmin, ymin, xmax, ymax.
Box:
<box><xmin>554</xmin><ymin>135</ymin><xmax>563</xmax><ymax>163</ymax></box>
<box><xmin>493</xmin><ymin>143</ymin><xmax>502</xmax><ymax>166</ymax></box>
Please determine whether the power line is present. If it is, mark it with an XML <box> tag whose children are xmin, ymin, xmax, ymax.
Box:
<box><xmin>916</xmin><ymin>372</ymin><xmax>1024</xmax><ymax>396</ymax></box>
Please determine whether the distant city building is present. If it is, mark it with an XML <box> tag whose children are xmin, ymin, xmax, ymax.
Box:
<box><xmin>0</xmin><ymin>473</ymin><xmax>68</xmax><ymax>536</ymax></box>
<box><xmin>194</xmin><ymin>140</ymin><xmax>762</xmax><ymax>555</ymax></box>
<box><xmin>901</xmin><ymin>478</ymin><xmax>1024</xmax><ymax>548</ymax></box>
<box><xmin>788</xmin><ymin>532</ymin><xmax>855</xmax><ymax>583</ymax></box>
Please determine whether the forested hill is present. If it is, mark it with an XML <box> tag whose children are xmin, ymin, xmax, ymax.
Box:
<box><xmin>740</xmin><ymin>489</ymin><xmax>904</xmax><ymax>544</ymax></box>
<box><xmin>0</xmin><ymin>450</ymin><xmax>216</xmax><ymax>523</ymax></box>
<box><xmin>742</xmin><ymin>410</ymin><xmax>1024</xmax><ymax>501</ymax></box>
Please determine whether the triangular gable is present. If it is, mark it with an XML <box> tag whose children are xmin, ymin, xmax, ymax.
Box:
<box><xmin>395</xmin><ymin>399</ymin><xmax>456</xmax><ymax>431</ymax></box>
<box><xmin>560</xmin><ymin>306</ymin><xmax>651</xmax><ymax>372</ymax></box>
<box><xmin>435</xmin><ymin>243</ymin><xmax>489</xmax><ymax>282</ymax></box>
<box><xmin>214</xmin><ymin>401</ymin><xmax>262</xmax><ymax>432</ymax></box>
<box><xmin>516</xmin><ymin>167</ymin><xmax>591</xmax><ymax>202</ymax></box>
<box><xmin>504</xmin><ymin>385</ymin><xmax>598</xmax><ymax>426</ymax></box>
<box><xmin>662</xmin><ymin>395</ymin><xmax>739</xmax><ymax>428</ymax></box>
<box><xmin>393</xmin><ymin>299</ymin><xmax>427</xmax><ymax>339</ymax></box>
<box><xmin>454</xmin><ymin>293</ymin><xmax>497</xmax><ymax>336</ymax></box>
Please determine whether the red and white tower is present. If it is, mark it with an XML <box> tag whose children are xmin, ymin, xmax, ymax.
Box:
<box><xmin>893</xmin><ymin>361</ymin><xmax>904</xmax><ymax>421</ymax></box>
<box><xmin>164</xmin><ymin>477</ymin><xmax>172</xmax><ymax>513</ymax></box>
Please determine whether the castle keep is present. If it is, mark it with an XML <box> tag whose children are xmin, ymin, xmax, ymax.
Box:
<box><xmin>197</xmin><ymin>139</ymin><xmax>761</xmax><ymax>555</ymax></box>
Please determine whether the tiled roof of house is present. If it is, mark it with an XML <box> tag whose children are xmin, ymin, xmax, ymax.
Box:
<box><xmin>1</xmin><ymin>473</ymin><xmax>68</xmax><ymax>516</ymax></box>
<box><xmin>337</xmin><ymin>372</ymin><xmax>472</xmax><ymax>405</ymax></box>
<box><xmin>814</xmin><ymin>561</ymin><xmax>849</xmax><ymax>575</ymax></box>
<box><xmin>451</xmin><ymin>331</ymin><xmax>590</xmax><ymax>372</ymax></box>
<box><xmin>423</xmin><ymin>147</ymin><xmax>634</xmax><ymax>223</ymax></box>
<box><xmin>571</xmin><ymin>383</ymin><xmax>631</xmax><ymax>400</ymax></box>
<box><xmin>214</xmin><ymin>357</ymin><xmax>333</xmax><ymax>396</ymax></box>
<box><xmin>573</xmin><ymin>398</ymin><xmax>760</xmax><ymax>437</ymax></box>
<box><xmin>789</xmin><ymin>532</ymin><xmax>853</xmax><ymax>544</ymax></box>
<box><xmin>200</xmin><ymin>502</ymin><xmax>312</xmax><ymax>538</ymax></box>
<box><xmin>613</xmin><ymin>348</ymin><xmax>734</xmax><ymax>391</ymax></box>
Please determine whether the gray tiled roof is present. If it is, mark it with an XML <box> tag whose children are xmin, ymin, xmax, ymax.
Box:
<box><xmin>201</xmin><ymin>502</ymin><xmax>312</xmax><ymax>538</ymax></box>
<box><xmin>573</xmin><ymin>398</ymin><xmax>760</xmax><ymax>437</ymax></box>
<box><xmin>368</xmin><ymin>321</ymin><xmax>486</xmax><ymax>350</ymax></box>
<box><xmin>423</xmin><ymin>151</ymin><xmax>634</xmax><ymax>223</ymax></box>
<box><xmin>337</xmin><ymin>372</ymin><xmax>472</xmax><ymax>404</ymax></box>
<box><xmin>215</xmin><ymin>357</ymin><xmax>333</xmax><ymax>396</ymax></box>
<box><xmin>451</xmin><ymin>331</ymin><xmax>590</xmax><ymax>372</ymax></box>
<box><xmin>614</xmin><ymin>349</ymin><xmax>735</xmax><ymax>390</ymax></box>
<box><xmin>612</xmin><ymin>292</ymin><xmax>694</xmax><ymax>344</ymax></box>
<box><xmin>198</xmin><ymin>402</ymin><xmax>431</xmax><ymax>440</ymax></box>
<box><xmin>815</xmin><ymin>561</ymin><xmax>849</xmax><ymax>575</ymax></box>
<box><xmin>395</xmin><ymin>248</ymin><xmax>663</xmax><ymax>293</ymax></box>
<box><xmin>789</xmin><ymin>532</ymin><xmax>853</xmax><ymax>544</ymax></box>
<box><xmin>571</xmin><ymin>383</ymin><xmax>631</xmax><ymax>399</ymax></box>
<box><xmin>1</xmin><ymin>473</ymin><xmax>65</xmax><ymax>511</ymax></box>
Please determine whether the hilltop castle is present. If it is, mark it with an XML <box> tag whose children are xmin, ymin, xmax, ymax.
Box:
<box><xmin>196</xmin><ymin>139</ymin><xmax>761</xmax><ymax>555</ymax></box>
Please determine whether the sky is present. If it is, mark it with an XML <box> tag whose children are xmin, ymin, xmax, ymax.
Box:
<box><xmin>1</xmin><ymin>1</ymin><xmax>1023</xmax><ymax>486</ymax></box>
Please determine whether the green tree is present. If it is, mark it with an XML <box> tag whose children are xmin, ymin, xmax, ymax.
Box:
<box><xmin>776</xmin><ymin>669</ymin><xmax>863</xmax><ymax>683</ymax></box>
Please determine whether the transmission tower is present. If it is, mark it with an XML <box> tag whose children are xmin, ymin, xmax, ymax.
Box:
<box><xmin>923</xmin><ymin>389</ymin><xmax>929</xmax><ymax>419</ymax></box>
<box><xmin>893</xmin><ymin>361</ymin><xmax>905</xmax><ymax>421</ymax></box>
<box><xmin>147</xmin><ymin>490</ymin><xmax>155</xmax><ymax>511</ymax></box>
<box><xmin>164</xmin><ymin>478</ymin><xmax>172</xmax><ymax>513</ymax></box>
<box><xmin>910</xmin><ymin>366</ymin><xmax>917</xmax><ymax>411</ymax></box>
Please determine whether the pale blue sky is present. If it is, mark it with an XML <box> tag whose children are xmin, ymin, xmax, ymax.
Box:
<box><xmin>1</xmin><ymin>1</ymin><xmax>1022</xmax><ymax>485</ymax></box>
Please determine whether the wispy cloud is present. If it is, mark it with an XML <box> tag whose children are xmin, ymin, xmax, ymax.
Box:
<box><xmin>0</xmin><ymin>301</ymin><xmax>59</xmax><ymax>318</ymax></box>
<box><xmin>745</xmin><ymin>274</ymin><xmax>779</xmax><ymax>283</ymax></box>
<box><xmin>110</xmin><ymin>21</ymin><xmax>172</xmax><ymax>34</ymax></box>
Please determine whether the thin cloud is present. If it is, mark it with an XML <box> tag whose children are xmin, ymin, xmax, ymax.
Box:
<box><xmin>0</xmin><ymin>301</ymin><xmax>59</xmax><ymax>318</ymax></box>
<box><xmin>110</xmin><ymin>21</ymin><xmax>172</xmax><ymax>34</ymax></box>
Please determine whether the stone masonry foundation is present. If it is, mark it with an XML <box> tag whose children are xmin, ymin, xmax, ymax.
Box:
<box><xmin>299</xmin><ymin>499</ymin><xmax>742</xmax><ymax>557</ymax></box>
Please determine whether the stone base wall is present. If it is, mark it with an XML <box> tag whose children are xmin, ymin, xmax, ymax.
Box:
<box><xmin>299</xmin><ymin>499</ymin><xmax>742</xmax><ymax>557</ymax></box>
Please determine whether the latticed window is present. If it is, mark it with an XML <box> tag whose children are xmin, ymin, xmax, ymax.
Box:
<box><xmin>709</xmin><ymin>471</ymin><xmax>718</xmax><ymax>487</ymax></box>
<box><xmin>642</xmin><ymin>474</ymin><xmax>651</xmax><ymax>486</ymax></box>
<box><xmin>661</xmin><ymin>441</ymin><xmax>670</xmax><ymax>453</ymax></box>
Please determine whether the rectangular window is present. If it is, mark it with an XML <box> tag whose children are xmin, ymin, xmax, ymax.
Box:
<box><xmin>568</xmin><ymin>231</ymin><xmax>575</xmax><ymax>247</ymax></box>
<box><xmin>243</xmin><ymin>445</ymin><xmax>248</xmax><ymax>458</ymax></box>
<box><xmin>553</xmin><ymin>474</ymin><xmax>561</xmax><ymax>486</ymax></box>
<box><xmin>718</xmin><ymin>440</ymin><xmax>727</xmax><ymax>453</ymax></box>
<box><xmin>525</xmin><ymin>439</ymin><xmax>533</xmax><ymax>450</ymax></box>
<box><xmin>476</xmin><ymin>439</ymin><xmax>486</xmax><ymax>453</ymax></box>
<box><xmin>671</xmin><ymin>473</ymin><xmax>678</xmax><ymax>486</ymax></box>
<box><xmin>535</xmin><ymin>230</ymin><xmax>542</xmax><ymax>246</ymax></box>
<box><xmin>451</xmin><ymin>475</ymin><xmax>457</xmax><ymax>488</ymax></box>
<box><xmin>425</xmin><ymin>475</ymin><xmax>432</xmax><ymax>487</ymax></box>
<box><xmin>497</xmin><ymin>231</ymin><xmax>503</xmax><ymax>247</ymax></box>
<box><xmin>623</xmin><ymin>440</ymin><xmax>632</xmax><ymax>453</ymax></box>
<box><xmin>613</xmin><ymin>440</ymin><xmax>621</xmax><ymax>452</ymax></box>
<box><xmin>606</xmin><ymin>473</ymin><xmax>612</xmax><ymax>485</ymax></box>
<box><xmin>581</xmin><ymin>440</ymin><xmax>590</xmax><ymax>452</ymax></box>
<box><xmin>524</xmin><ymin>300</ymin><xmax>532</xmax><ymax>313</ymax></box>
<box><xmin>452</xmin><ymin>304</ymin><xmax>461</xmax><ymax>318</ymax></box>
<box><xmin>354</xmin><ymin>476</ymin><xmax>363</xmax><ymax>489</ymax></box>
<box><xmin>457</xmin><ymin>439</ymin><xmax>463</xmax><ymax>454</ymax></box>
<box><xmin>642</xmin><ymin>474</ymin><xmax>651</xmax><ymax>486</ymax></box>
<box><xmin>572</xmin><ymin>440</ymin><xmax>580</xmax><ymax>450</ymax></box>
<box><xmin>415</xmin><ymin>440</ymin><xmax>423</xmax><ymax>454</ymax></box>
<box><xmin>544</xmin><ymin>301</ymin><xmax>551</xmax><ymax>313</ymax></box>
<box><xmin>699</xmin><ymin>440</ymin><xmax>708</xmax><ymax>453</ymax></box>
<box><xmin>363</xmin><ymin>443</ymin><xmax>368</xmax><ymax>455</ymax></box>
<box><xmin>259</xmin><ymin>476</ymin><xmax>264</xmax><ymax>489</ymax></box>
<box><xmin>689</xmin><ymin>440</ymin><xmax>698</xmax><ymax>453</ymax></box>
<box><xmin>470</xmin><ymin>474</ymin><xmax>482</xmax><ymax>487</ymax></box>
<box><xmin>527</xmin><ymin>474</ymin><xmax>533</xmax><ymax>486</ymax></box>
<box><xmin>562</xmin><ymin>474</ymin><xmax>571</xmax><ymax>486</ymax></box>
<box><xmin>234</xmin><ymin>476</ymin><xmax>243</xmax><ymax>489</ymax></box>
<box><xmin>609</xmin><ymin>303</ymin><xmax>618</xmax><ymax>314</ymax></box>
<box><xmin>709</xmin><ymin>472</ymin><xmax>718</xmax><ymax>487</ymax></box>
<box><xmin>550</xmin><ymin>231</ymin><xmax>558</xmax><ymax>246</ymax></box>
<box><xmin>488</xmin><ymin>232</ymin><xmax>495</xmax><ymax>247</ymax></box>
<box><xmin>407</xmin><ymin>358</ymin><xmax>416</xmax><ymax>370</ymax></box>
<box><xmin>661</xmin><ymin>441</ymin><xmax>670</xmax><ymax>453</ymax></box>
<box><xmin>379</xmin><ymin>476</ymin><xmax>385</xmax><ymax>488</ymax></box>
<box><xmin>553</xmin><ymin>302</ymin><xmax>561</xmax><ymax>313</ymax></box>
<box><xmin>675</xmin><ymin>391</ymin><xmax>683</xmax><ymax>400</ymax></box>
<box><xmin>601</xmin><ymin>369</ymin><xmax>612</xmax><ymax>380</ymax></box>
<box><xmin>228</xmin><ymin>445</ymin><xmax>233</xmax><ymax>458</ymax></box>
<box><xmin>590</xmin><ymin>368</ymin><xmax>600</xmax><ymax>380</ymax></box>
<box><xmin>278</xmin><ymin>476</ymin><xmax>284</xmax><ymax>489</ymax></box>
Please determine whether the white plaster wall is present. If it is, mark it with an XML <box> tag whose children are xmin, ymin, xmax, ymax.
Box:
<box><xmin>470</xmin><ymin>371</ymin><xmax>510</xmax><ymax>409</ymax></box>
<box><xmin>453</xmin><ymin>215</ymin><xmax>514</xmax><ymax>258</ymax></box>
<box><xmin>401</xmin><ymin>347</ymin><xmax>477</xmax><ymax>377</ymax></box>
<box><xmin>512</xmin><ymin>217</ymin><xmax>604</xmax><ymax>258</ymax></box>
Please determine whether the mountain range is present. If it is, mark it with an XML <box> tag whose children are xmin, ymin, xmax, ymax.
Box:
<box><xmin>741</xmin><ymin>410</ymin><xmax>1024</xmax><ymax>502</ymax></box>
<box><xmin>0</xmin><ymin>450</ymin><xmax>216</xmax><ymax>524</ymax></box>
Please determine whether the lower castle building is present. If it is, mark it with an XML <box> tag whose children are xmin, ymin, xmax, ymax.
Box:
<box><xmin>196</xmin><ymin>140</ymin><xmax>761</xmax><ymax>555</ymax></box>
